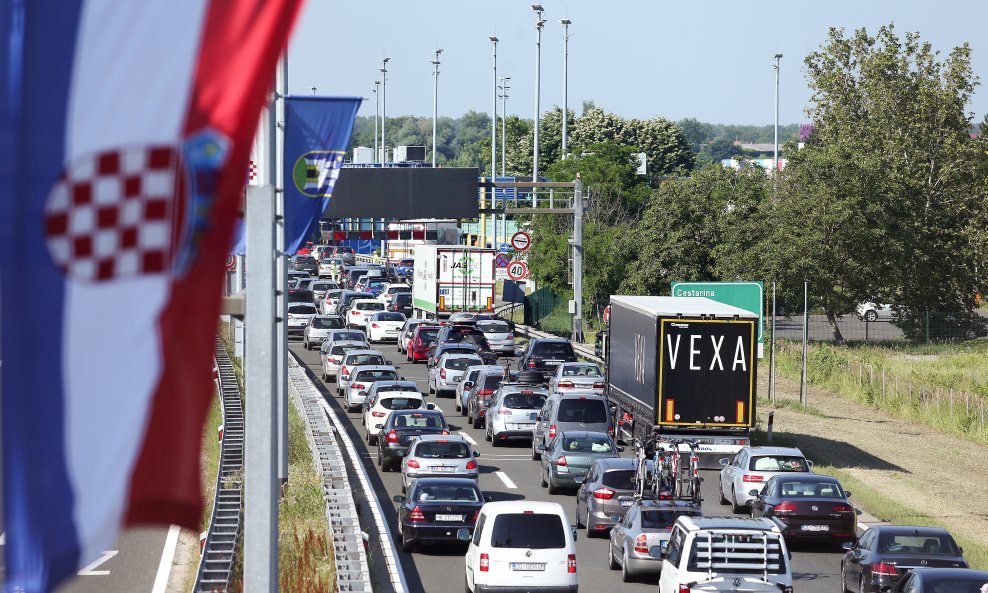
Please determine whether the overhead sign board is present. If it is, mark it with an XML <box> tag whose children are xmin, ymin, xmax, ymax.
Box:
<box><xmin>670</xmin><ymin>281</ymin><xmax>765</xmax><ymax>358</ymax></box>
<box><xmin>511</xmin><ymin>231</ymin><xmax>531</xmax><ymax>252</ymax></box>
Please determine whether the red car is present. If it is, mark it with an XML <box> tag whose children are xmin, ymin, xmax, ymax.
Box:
<box><xmin>407</xmin><ymin>324</ymin><xmax>441</xmax><ymax>362</ymax></box>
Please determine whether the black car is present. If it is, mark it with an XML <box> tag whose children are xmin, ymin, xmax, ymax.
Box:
<box><xmin>517</xmin><ymin>338</ymin><xmax>578</xmax><ymax>378</ymax></box>
<box><xmin>376</xmin><ymin>410</ymin><xmax>454</xmax><ymax>471</ymax></box>
<box><xmin>434</xmin><ymin>325</ymin><xmax>497</xmax><ymax>364</ymax></box>
<box><xmin>291</xmin><ymin>254</ymin><xmax>319</xmax><ymax>275</ymax></box>
<box><xmin>287</xmin><ymin>288</ymin><xmax>314</xmax><ymax>304</ymax></box>
<box><xmin>840</xmin><ymin>525</ymin><xmax>968</xmax><ymax>593</ymax></box>
<box><xmin>888</xmin><ymin>569</ymin><xmax>988</xmax><ymax>593</ymax></box>
<box><xmin>750</xmin><ymin>474</ymin><xmax>856</xmax><ymax>544</ymax></box>
<box><xmin>388</xmin><ymin>292</ymin><xmax>413</xmax><ymax>317</ymax></box>
<box><xmin>392</xmin><ymin>477</ymin><xmax>491</xmax><ymax>553</ymax></box>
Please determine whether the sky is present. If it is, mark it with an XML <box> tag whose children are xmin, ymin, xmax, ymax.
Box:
<box><xmin>286</xmin><ymin>0</ymin><xmax>988</xmax><ymax>126</ymax></box>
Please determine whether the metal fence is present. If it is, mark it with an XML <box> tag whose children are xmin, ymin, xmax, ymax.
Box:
<box><xmin>771</xmin><ymin>311</ymin><xmax>988</xmax><ymax>344</ymax></box>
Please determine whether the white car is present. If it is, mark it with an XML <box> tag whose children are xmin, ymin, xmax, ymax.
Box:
<box><xmin>347</xmin><ymin>298</ymin><xmax>386</xmax><ymax>328</ymax></box>
<box><xmin>460</xmin><ymin>501</ymin><xmax>578</xmax><ymax>593</ymax></box>
<box><xmin>302</xmin><ymin>315</ymin><xmax>345</xmax><ymax>350</ymax></box>
<box><xmin>321</xmin><ymin>289</ymin><xmax>344</xmax><ymax>315</ymax></box>
<box><xmin>856</xmin><ymin>302</ymin><xmax>896</xmax><ymax>322</ymax></box>
<box><xmin>286</xmin><ymin>303</ymin><xmax>317</xmax><ymax>338</ymax></box>
<box><xmin>309</xmin><ymin>280</ymin><xmax>337</xmax><ymax>304</ymax></box>
<box><xmin>337</xmin><ymin>349</ymin><xmax>388</xmax><ymax>396</ymax></box>
<box><xmin>377</xmin><ymin>283</ymin><xmax>411</xmax><ymax>304</ymax></box>
<box><xmin>343</xmin><ymin>365</ymin><xmax>399</xmax><ymax>412</ymax></box>
<box><xmin>429</xmin><ymin>353</ymin><xmax>484</xmax><ymax>397</ymax></box>
<box><xmin>476</xmin><ymin>319</ymin><xmax>515</xmax><ymax>355</ymax></box>
<box><xmin>362</xmin><ymin>380</ymin><xmax>426</xmax><ymax>445</ymax></box>
<box><xmin>717</xmin><ymin>446</ymin><xmax>813</xmax><ymax>513</ymax></box>
<box><xmin>548</xmin><ymin>362</ymin><xmax>606</xmax><ymax>396</ymax></box>
<box><xmin>319</xmin><ymin>337</ymin><xmax>368</xmax><ymax>381</ymax></box>
<box><xmin>367</xmin><ymin>311</ymin><xmax>407</xmax><ymax>343</ymax></box>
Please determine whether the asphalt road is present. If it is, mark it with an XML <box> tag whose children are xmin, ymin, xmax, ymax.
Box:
<box><xmin>290</xmin><ymin>338</ymin><xmax>848</xmax><ymax>593</ymax></box>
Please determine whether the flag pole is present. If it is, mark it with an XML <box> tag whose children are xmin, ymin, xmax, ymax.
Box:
<box><xmin>244</xmin><ymin>68</ymin><xmax>280</xmax><ymax>593</ymax></box>
<box><xmin>276</xmin><ymin>52</ymin><xmax>288</xmax><ymax>485</ymax></box>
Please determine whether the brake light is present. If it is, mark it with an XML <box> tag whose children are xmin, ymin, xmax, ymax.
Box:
<box><xmin>833</xmin><ymin>503</ymin><xmax>855</xmax><ymax>513</ymax></box>
<box><xmin>466</xmin><ymin>460</ymin><xmax>478</xmax><ymax>470</ymax></box>
<box><xmin>352</xmin><ymin>383</ymin><xmax>366</xmax><ymax>391</ymax></box>
<box><xmin>774</xmin><ymin>502</ymin><xmax>798</xmax><ymax>514</ymax></box>
<box><xmin>548</xmin><ymin>425</ymin><xmax>557</xmax><ymax>438</ymax></box>
<box><xmin>351</xmin><ymin>310</ymin><xmax>359</xmax><ymax>315</ymax></box>
<box><xmin>567</xmin><ymin>554</ymin><xmax>576</xmax><ymax>573</ymax></box>
<box><xmin>873</xmin><ymin>562</ymin><xmax>898</xmax><ymax>576</ymax></box>
<box><xmin>479</xmin><ymin>553</ymin><xmax>489</xmax><ymax>571</ymax></box>
<box><xmin>409</xmin><ymin>506</ymin><xmax>426</xmax><ymax>522</ymax></box>
<box><xmin>742</xmin><ymin>474</ymin><xmax>764</xmax><ymax>482</ymax></box>
<box><xmin>440</xmin><ymin>368</ymin><xmax>447</xmax><ymax>379</ymax></box>
<box><xmin>372</xmin><ymin>323</ymin><xmax>379</xmax><ymax>328</ymax></box>
<box><xmin>386</xmin><ymin>430</ymin><xmax>399</xmax><ymax>443</ymax></box>
<box><xmin>341</xmin><ymin>365</ymin><xmax>349</xmax><ymax>377</ymax></box>
<box><xmin>608</xmin><ymin>424</ymin><xmax>615</xmax><ymax>438</ymax></box>
<box><xmin>478</xmin><ymin>389</ymin><xmax>494</xmax><ymax>396</ymax></box>
<box><xmin>679</xmin><ymin>586</ymin><xmax>691</xmax><ymax>593</ymax></box>
<box><xmin>593</xmin><ymin>488</ymin><xmax>615</xmax><ymax>500</ymax></box>
<box><xmin>592</xmin><ymin>382</ymin><xmax>606</xmax><ymax>389</ymax></box>
<box><xmin>499</xmin><ymin>409</ymin><xmax>512</xmax><ymax>415</ymax></box>
<box><xmin>507</xmin><ymin>334</ymin><xmax>514</xmax><ymax>339</ymax></box>
<box><xmin>471</xmin><ymin>510</ymin><xmax>480</xmax><ymax>523</ymax></box>
<box><xmin>372</xmin><ymin>411</ymin><xmax>386</xmax><ymax>417</ymax></box>
<box><xmin>528</xmin><ymin>360</ymin><xmax>536</xmax><ymax>368</ymax></box>
<box><xmin>634</xmin><ymin>534</ymin><xmax>649</xmax><ymax>553</ymax></box>
<box><xmin>555</xmin><ymin>456</ymin><xmax>568</xmax><ymax>466</ymax></box>
<box><xmin>406</xmin><ymin>459</ymin><xmax>420</xmax><ymax>468</ymax></box>
<box><xmin>558</xmin><ymin>381</ymin><xmax>575</xmax><ymax>389</ymax></box>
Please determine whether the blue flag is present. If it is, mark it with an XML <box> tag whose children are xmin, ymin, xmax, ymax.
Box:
<box><xmin>283</xmin><ymin>96</ymin><xmax>361</xmax><ymax>254</ymax></box>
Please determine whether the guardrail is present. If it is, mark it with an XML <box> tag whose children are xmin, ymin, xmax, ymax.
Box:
<box><xmin>193</xmin><ymin>340</ymin><xmax>245</xmax><ymax>593</ymax></box>
<box><xmin>287</xmin><ymin>356</ymin><xmax>374</xmax><ymax>592</ymax></box>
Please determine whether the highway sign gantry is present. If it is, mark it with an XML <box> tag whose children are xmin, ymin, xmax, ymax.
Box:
<box><xmin>507</xmin><ymin>260</ymin><xmax>529</xmax><ymax>280</ymax></box>
<box><xmin>510</xmin><ymin>231</ymin><xmax>531</xmax><ymax>252</ymax></box>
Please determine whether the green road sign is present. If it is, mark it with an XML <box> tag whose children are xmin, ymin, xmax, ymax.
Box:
<box><xmin>671</xmin><ymin>281</ymin><xmax>765</xmax><ymax>358</ymax></box>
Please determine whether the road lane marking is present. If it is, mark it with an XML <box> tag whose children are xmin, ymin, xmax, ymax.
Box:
<box><xmin>495</xmin><ymin>471</ymin><xmax>518</xmax><ymax>489</ymax></box>
<box><xmin>458</xmin><ymin>431</ymin><xmax>478</xmax><ymax>446</ymax></box>
<box><xmin>151</xmin><ymin>525</ymin><xmax>181</xmax><ymax>592</ymax></box>
<box><xmin>77</xmin><ymin>549</ymin><xmax>118</xmax><ymax>576</ymax></box>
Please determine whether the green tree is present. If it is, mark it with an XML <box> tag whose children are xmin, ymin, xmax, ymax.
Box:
<box><xmin>697</xmin><ymin>137</ymin><xmax>745</xmax><ymax>164</ymax></box>
<box><xmin>572</xmin><ymin>107</ymin><xmax>694</xmax><ymax>177</ymax></box>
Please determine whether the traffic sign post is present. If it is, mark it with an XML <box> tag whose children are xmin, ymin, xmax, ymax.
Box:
<box><xmin>495</xmin><ymin>253</ymin><xmax>511</xmax><ymax>268</ymax></box>
<box><xmin>670</xmin><ymin>281</ymin><xmax>765</xmax><ymax>358</ymax></box>
<box><xmin>507</xmin><ymin>260</ymin><xmax>529</xmax><ymax>280</ymax></box>
<box><xmin>510</xmin><ymin>231</ymin><xmax>531</xmax><ymax>252</ymax></box>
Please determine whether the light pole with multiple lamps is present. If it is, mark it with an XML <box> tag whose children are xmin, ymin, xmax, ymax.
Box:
<box><xmin>380</xmin><ymin>57</ymin><xmax>389</xmax><ymax>163</ymax></box>
<box><xmin>499</xmin><ymin>76</ymin><xmax>510</xmax><ymax>249</ymax></box>
<box><xmin>373</xmin><ymin>81</ymin><xmax>380</xmax><ymax>164</ymax></box>
<box><xmin>532</xmin><ymin>4</ymin><xmax>545</xmax><ymax>189</ymax></box>
<box><xmin>432</xmin><ymin>49</ymin><xmax>442</xmax><ymax>167</ymax></box>
<box><xmin>773</xmin><ymin>53</ymin><xmax>782</xmax><ymax>173</ymax></box>
<box><xmin>561</xmin><ymin>18</ymin><xmax>571</xmax><ymax>160</ymax></box>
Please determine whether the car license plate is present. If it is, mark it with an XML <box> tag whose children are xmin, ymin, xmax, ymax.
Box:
<box><xmin>435</xmin><ymin>514</ymin><xmax>462</xmax><ymax>522</ymax></box>
<box><xmin>516</xmin><ymin>423</ymin><xmax>535</xmax><ymax>429</ymax></box>
<box><xmin>430</xmin><ymin>466</ymin><xmax>456</xmax><ymax>473</ymax></box>
<box><xmin>800</xmin><ymin>524</ymin><xmax>830</xmax><ymax>532</ymax></box>
<box><xmin>511</xmin><ymin>562</ymin><xmax>546</xmax><ymax>571</ymax></box>
<box><xmin>454</xmin><ymin>376</ymin><xmax>463</xmax><ymax>382</ymax></box>
<box><xmin>621</xmin><ymin>500</ymin><xmax>633</xmax><ymax>507</ymax></box>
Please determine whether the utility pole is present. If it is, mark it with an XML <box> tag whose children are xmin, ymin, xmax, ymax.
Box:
<box><xmin>561</xmin><ymin>18</ymin><xmax>571</xmax><ymax>160</ymax></box>
<box><xmin>380</xmin><ymin>57</ymin><xmax>389</xmax><ymax>163</ymax></box>
<box><xmin>431</xmin><ymin>49</ymin><xmax>442</xmax><ymax>167</ymax></box>
<box><xmin>373</xmin><ymin>81</ymin><xmax>380</xmax><ymax>163</ymax></box>
<box><xmin>532</xmin><ymin>5</ymin><xmax>545</xmax><ymax>189</ymax></box>
<box><xmin>773</xmin><ymin>53</ymin><xmax>782</xmax><ymax>174</ymax></box>
<box><xmin>800</xmin><ymin>280</ymin><xmax>808</xmax><ymax>405</ymax></box>
<box><xmin>483</xmin><ymin>36</ymin><xmax>497</xmax><ymax>250</ymax></box>
<box><xmin>500</xmin><ymin>77</ymin><xmax>510</xmax><ymax>251</ymax></box>
<box><xmin>572</xmin><ymin>175</ymin><xmax>584</xmax><ymax>343</ymax></box>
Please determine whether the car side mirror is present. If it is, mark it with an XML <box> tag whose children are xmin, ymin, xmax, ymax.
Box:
<box><xmin>571</xmin><ymin>527</ymin><xmax>578</xmax><ymax>541</ymax></box>
<box><xmin>879</xmin><ymin>587</ymin><xmax>892</xmax><ymax>593</ymax></box>
<box><xmin>845</xmin><ymin>491</ymin><xmax>852</xmax><ymax>498</ymax></box>
<box><xmin>426</xmin><ymin>403</ymin><xmax>436</xmax><ymax>410</ymax></box>
<box><xmin>749</xmin><ymin>489</ymin><xmax>760</xmax><ymax>497</ymax></box>
<box><xmin>396</xmin><ymin>450</ymin><xmax>405</xmax><ymax>457</ymax></box>
<box><xmin>464</xmin><ymin>381</ymin><xmax>474</xmax><ymax>389</ymax></box>
<box><xmin>448</xmin><ymin>424</ymin><xmax>461</xmax><ymax>432</ymax></box>
<box><xmin>484</xmin><ymin>495</ymin><xmax>494</xmax><ymax>502</ymax></box>
<box><xmin>386</xmin><ymin>360</ymin><xmax>392</xmax><ymax>365</ymax></box>
<box><xmin>400</xmin><ymin>376</ymin><xmax>406</xmax><ymax>381</ymax></box>
<box><xmin>719</xmin><ymin>458</ymin><xmax>730</xmax><ymax>466</ymax></box>
<box><xmin>842</xmin><ymin>542</ymin><xmax>854</xmax><ymax>551</ymax></box>
<box><xmin>392</xmin><ymin>495</ymin><xmax>405</xmax><ymax>503</ymax></box>
<box><xmin>473</xmin><ymin>451</ymin><xmax>480</xmax><ymax>457</ymax></box>
<box><xmin>456</xmin><ymin>528</ymin><xmax>472</xmax><ymax>542</ymax></box>
<box><xmin>807</xmin><ymin>460</ymin><xmax>815</xmax><ymax>467</ymax></box>
<box><xmin>536</xmin><ymin>415</ymin><xmax>542</xmax><ymax>421</ymax></box>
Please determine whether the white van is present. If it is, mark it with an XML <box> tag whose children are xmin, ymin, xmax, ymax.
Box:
<box><xmin>658</xmin><ymin>516</ymin><xmax>792</xmax><ymax>593</ymax></box>
<box><xmin>459</xmin><ymin>501</ymin><xmax>578</xmax><ymax>593</ymax></box>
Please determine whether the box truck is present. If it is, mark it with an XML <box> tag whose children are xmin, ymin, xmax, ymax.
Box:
<box><xmin>412</xmin><ymin>246</ymin><xmax>496</xmax><ymax>319</ymax></box>
<box><xmin>606</xmin><ymin>295</ymin><xmax>758</xmax><ymax>466</ymax></box>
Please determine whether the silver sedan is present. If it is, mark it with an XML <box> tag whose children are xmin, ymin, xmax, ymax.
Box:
<box><xmin>548</xmin><ymin>362</ymin><xmax>606</xmax><ymax>396</ymax></box>
<box><xmin>608</xmin><ymin>499</ymin><xmax>703</xmax><ymax>582</ymax></box>
<box><xmin>400</xmin><ymin>434</ymin><xmax>480</xmax><ymax>492</ymax></box>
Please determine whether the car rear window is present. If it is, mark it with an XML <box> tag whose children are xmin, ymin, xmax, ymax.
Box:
<box><xmin>379</xmin><ymin>397</ymin><xmax>423</xmax><ymax>411</ymax></box>
<box><xmin>377</xmin><ymin>312</ymin><xmax>405</xmax><ymax>321</ymax></box>
<box><xmin>443</xmin><ymin>347</ymin><xmax>477</xmax><ymax>358</ymax></box>
<box><xmin>310</xmin><ymin>317</ymin><xmax>343</xmax><ymax>329</ymax></box>
<box><xmin>414</xmin><ymin>441</ymin><xmax>471</xmax><ymax>459</ymax></box>
<box><xmin>641</xmin><ymin>509</ymin><xmax>701</xmax><ymax>529</ymax></box>
<box><xmin>750</xmin><ymin>455</ymin><xmax>809</xmax><ymax>472</ymax></box>
<box><xmin>483</xmin><ymin>375</ymin><xmax>504</xmax><ymax>390</ymax></box>
<box><xmin>418</xmin><ymin>328</ymin><xmax>440</xmax><ymax>341</ymax></box>
<box><xmin>877</xmin><ymin>534</ymin><xmax>960</xmax><ymax>555</ymax></box>
<box><xmin>356</xmin><ymin>302</ymin><xmax>385</xmax><ymax>311</ymax></box>
<box><xmin>445</xmin><ymin>357</ymin><xmax>482</xmax><ymax>370</ymax></box>
<box><xmin>333</xmin><ymin>331</ymin><xmax>365</xmax><ymax>342</ymax></box>
<box><xmin>777</xmin><ymin>480</ymin><xmax>844</xmax><ymax>498</ymax></box>
<box><xmin>490</xmin><ymin>513</ymin><xmax>566</xmax><ymax>549</ymax></box>
<box><xmin>557</xmin><ymin>399</ymin><xmax>608</xmax><ymax>423</ymax></box>
<box><xmin>562</xmin><ymin>364</ymin><xmax>602</xmax><ymax>377</ymax></box>
<box><xmin>533</xmin><ymin>342</ymin><xmax>576</xmax><ymax>358</ymax></box>
<box><xmin>412</xmin><ymin>484</ymin><xmax>480</xmax><ymax>503</ymax></box>
<box><xmin>394</xmin><ymin>293</ymin><xmax>412</xmax><ymax>304</ymax></box>
<box><xmin>355</xmin><ymin>370</ymin><xmax>398</xmax><ymax>381</ymax></box>
<box><xmin>346</xmin><ymin>354</ymin><xmax>385</xmax><ymax>366</ymax></box>
<box><xmin>601</xmin><ymin>469</ymin><xmax>636</xmax><ymax>490</ymax></box>
<box><xmin>289</xmin><ymin>305</ymin><xmax>317</xmax><ymax>315</ymax></box>
<box><xmin>502</xmin><ymin>392</ymin><xmax>546</xmax><ymax>409</ymax></box>
<box><xmin>393</xmin><ymin>413</ymin><xmax>444</xmax><ymax>428</ymax></box>
<box><xmin>288</xmin><ymin>290</ymin><xmax>314</xmax><ymax>303</ymax></box>
<box><xmin>561</xmin><ymin>435</ymin><xmax>614</xmax><ymax>452</ymax></box>
<box><xmin>477</xmin><ymin>321</ymin><xmax>511</xmax><ymax>334</ymax></box>
<box><xmin>330</xmin><ymin>344</ymin><xmax>362</xmax><ymax>355</ymax></box>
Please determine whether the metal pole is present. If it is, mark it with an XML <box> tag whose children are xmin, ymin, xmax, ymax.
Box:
<box><xmin>770</xmin><ymin>281</ymin><xmax>777</xmax><ymax>402</ymax></box>
<box><xmin>432</xmin><ymin>49</ymin><xmax>442</xmax><ymax>167</ymax></box>
<box><xmin>773</xmin><ymin>54</ymin><xmax>782</xmax><ymax>174</ymax></box>
<box><xmin>561</xmin><ymin>18</ymin><xmax>571</xmax><ymax>160</ymax></box>
<box><xmin>500</xmin><ymin>78</ymin><xmax>509</xmax><ymax>251</ymax></box>
<box><xmin>573</xmin><ymin>175</ymin><xmax>584</xmax><ymax>343</ymax></box>
<box><xmin>381</xmin><ymin>57</ymin><xmax>389</xmax><ymax>163</ymax></box>
<box><xmin>373</xmin><ymin>81</ymin><xmax>380</xmax><ymax>163</ymax></box>
<box><xmin>532</xmin><ymin>5</ymin><xmax>545</xmax><ymax>186</ymax></box>
<box><xmin>800</xmin><ymin>280</ymin><xmax>808</xmax><ymax>405</ymax></box>
<box><xmin>275</xmin><ymin>53</ymin><xmax>288</xmax><ymax>484</ymax></box>
<box><xmin>243</xmin><ymin>81</ymin><xmax>278</xmax><ymax>592</ymax></box>
<box><xmin>482</xmin><ymin>37</ymin><xmax>497</xmax><ymax>250</ymax></box>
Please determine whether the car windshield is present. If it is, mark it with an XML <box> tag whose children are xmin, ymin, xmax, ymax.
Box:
<box><xmin>392</xmin><ymin>413</ymin><xmax>444</xmax><ymax>429</ymax></box>
<box><xmin>477</xmin><ymin>321</ymin><xmax>511</xmax><ymax>334</ymax></box>
<box><xmin>413</xmin><ymin>484</ymin><xmax>480</xmax><ymax>503</ymax></box>
<box><xmin>877</xmin><ymin>533</ymin><xmax>961</xmax><ymax>556</ymax></box>
<box><xmin>347</xmin><ymin>354</ymin><xmax>385</xmax><ymax>366</ymax></box>
<box><xmin>379</xmin><ymin>397</ymin><xmax>423</xmax><ymax>411</ymax></box>
<box><xmin>333</xmin><ymin>331</ymin><xmax>364</xmax><ymax>342</ymax></box>
<box><xmin>442</xmin><ymin>347</ymin><xmax>477</xmax><ymax>357</ymax></box>
<box><xmin>641</xmin><ymin>509</ymin><xmax>702</xmax><ymax>529</ymax></box>
<box><xmin>445</xmin><ymin>357</ymin><xmax>482</xmax><ymax>370</ymax></box>
<box><xmin>394</xmin><ymin>294</ymin><xmax>412</xmax><ymax>304</ymax></box>
<box><xmin>601</xmin><ymin>469</ymin><xmax>636</xmax><ymax>490</ymax></box>
<box><xmin>533</xmin><ymin>342</ymin><xmax>576</xmax><ymax>357</ymax></box>
<box><xmin>330</xmin><ymin>344</ymin><xmax>362</xmax><ymax>355</ymax></box>
<box><xmin>778</xmin><ymin>480</ymin><xmax>844</xmax><ymax>498</ymax></box>
<box><xmin>562</xmin><ymin>364</ymin><xmax>602</xmax><ymax>377</ymax></box>
<box><xmin>418</xmin><ymin>328</ymin><xmax>440</xmax><ymax>341</ymax></box>
<box><xmin>750</xmin><ymin>455</ymin><xmax>809</xmax><ymax>472</ymax></box>
<box><xmin>310</xmin><ymin>317</ymin><xmax>343</xmax><ymax>329</ymax></box>
<box><xmin>502</xmin><ymin>392</ymin><xmax>546</xmax><ymax>409</ymax></box>
<box><xmin>377</xmin><ymin>312</ymin><xmax>405</xmax><ymax>321</ymax></box>
<box><xmin>356</xmin><ymin>302</ymin><xmax>385</xmax><ymax>311</ymax></box>
<box><xmin>490</xmin><ymin>514</ymin><xmax>566</xmax><ymax>549</ymax></box>
<box><xmin>561</xmin><ymin>435</ymin><xmax>614</xmax><ymax>452</ymax></box>
<box><xmin>414</xmin><ymin>441</ymin><xmax>471</xmax><ymax>459</ymax></box>
<box><xmin>355</xmin><ymin>370</ymin><xmax>397</xmax><ymax>381</ymax></box>
<box><xmin>557</xmin><ymin>399</ymin><xmax>608</xmax><ymax>423</ymax></box>
<box><xmin>288</xmin><ymin>305</ymin><xmax>317</xmax><ymax>315</ymax></box>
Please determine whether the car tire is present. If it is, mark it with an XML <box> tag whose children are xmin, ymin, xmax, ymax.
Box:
<box><xmin>608</xmin><ymin>541</ymin><xmax>619</xmax><ymax>570</ymax></box>
<box><xmin>621</xmin><ymin>549</ymin><xmax>635</xmax><ymax>582</ymax></box>
<box><xmin>399</xmin><ymin>524</ymin><xmax>414</xmax><ymax>553</ymax></box>
<box><xmin>472</xmin><ymin>414</ymin><xmax>483</xmax><ymax>430</ymax></box>
<box><xmin>859</xmin><ymin>575</ymin><xmax>866</xmax><ymax>593</ymax></box>
<box><xmin>731</xmin><ymin>487</ymin><xmax>746</xmax><ymax>514</ymax></box>
<box><xmin>377</xmin><ymin>449</ymin><xmax>382</xmax><ymax>467</ymax></box>
<box><xmin>864</xmin><ymin>310</ymin><xmax>877</xmax><ymax>322</ymax></box>
<box><xmin>466</xmin><ymin>408</ymin><xmax>474</xmax><ymax>425</ymax></box>
<box><xmin>719</xmin><ymin>478</ymin><xmax>730</xmax><ymax>505</ymax></box>
<box><xmin>547</xmin><ymin>476</ymin><xmax>559</xmax><ymax>495</ymax></box>
<box><xmin>486</xmin><ymin>428</ymin><xmax>493</xmax><ymax>443</ymax></box>
<box><xmin>532</xmin><ymin>439</ymin><xmax>542</xmax><ymax>460</ymax></box>
<box><xmin>321</xmin><ymin>370</ymin><xmax>327</xmax><ymax>382</ymax></box>
<box><xmin>586</xmin><ymin>509</ymin><xmax>595</xmax><ymax>537</ymax></box>
<box><xmin>575</xmin><ymin>504</ymin><xmax>584</xmax><ymax>528</ymax></box>
<box><xmin>368</xmin><ymin>433</ymin><xmax>377</xmax><ymax>446</ymax></box>
<box><xmin>541</xmin><ymin>469</ymin><xmax>548</xmax><ymax>488</ymax></box>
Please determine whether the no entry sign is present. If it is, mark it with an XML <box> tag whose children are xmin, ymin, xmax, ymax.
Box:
<box><xmin>510</xmin><ymin>231</ymin><xmax>531</xmax><ymax>252</ymax></box>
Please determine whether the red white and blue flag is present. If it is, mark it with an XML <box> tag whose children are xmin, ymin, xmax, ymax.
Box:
<box><xmin>0</xmin><ymin>0</ymin><xmax>302</xmax><ymax>591</ymax></box>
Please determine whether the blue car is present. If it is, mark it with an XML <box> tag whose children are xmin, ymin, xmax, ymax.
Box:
<box><xmin>394</xmin><ymin>258</ymin><xmax>414</xmax><ymax>278</ymax></box>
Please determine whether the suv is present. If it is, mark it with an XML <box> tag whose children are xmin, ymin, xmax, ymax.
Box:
<box><xmin>532</xmin><ymin>392</ymin><xmax>612</xmax><ymax>460</ymax></box>
<box><xmin>291</xmin><ymin>254</ymin><xmax>319</xmax><ymax>275</ymax></box>
<box><xmin>718</xmin><ymin>446</ymin><xmax>813</xmax><ymax>513</ymax></box>
<box><xmin>429</xmin><ymin>353</ymin><xmax>484</xmax><ymax>397</ymax></box>
<box><xmin>517</xmin><ymin>338</ymin><xmax>578</xmax><ymax>378</ymax></box>
<box><xmin>658</xmin><ymin>517</ymin><xmax>793</xmax><ymax>593</ymax></box>
<box><xmin>459</xmin><ymin>501</ymin><xmax>578</xmax><ymax>593</ymax></box>
<box><xmin>485</xmin><ymin>385</ymin><xmax>549</xmax><ymax>446</ymax></box>
<box><xmin>286</xmin><ymin>303</ymin><xmax>318</xmax><ymax>338</ymax></box>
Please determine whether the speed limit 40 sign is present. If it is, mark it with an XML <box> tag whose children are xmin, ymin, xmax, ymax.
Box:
<box><xmin>507</xmin><ymin>260</ymin><xmax>529</xmax><ymax>280</ymax></box>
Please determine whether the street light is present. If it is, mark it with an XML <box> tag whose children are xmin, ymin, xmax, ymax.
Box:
<box><xmin>773</xmin><ymin>53</ymin><xmax>783</xmax><ymax>174</ymax></box>
<box><xmin>380</xmin><ymin>57</ymin><xmax>390</xmax><ymax>163</ymax></box>
<box><xmin>499</xmin><ymin>77</ymin><xmax>510</xmax><ymax>176</ymax></box>
<box><xmin>432</xmin><ymin>49</ymin><xmax>443</xmax><ymax>167</ymax></box>
<box><xmin>373</xmin><ymin>81</ymin><xmax>380</xmax><ymax>164</ymax></box>
<box><xmin>532</xmin><ymin>4</ymin><xmax>545</xmax><ymax>189</ymax></box>
<box><xmin>561</xmin><ymin>18</ymin><xmax>571</xmax><ymax>160</ymax></box>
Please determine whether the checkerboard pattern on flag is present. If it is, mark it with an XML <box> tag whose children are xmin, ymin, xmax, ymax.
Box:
<box><xmin>44</xmin><ymin>146</ymin><xmax>181</xmax><ymax>282</ymax></box>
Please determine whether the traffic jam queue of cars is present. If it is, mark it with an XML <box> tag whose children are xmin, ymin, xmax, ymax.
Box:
<box><xmin>287</xmin><ymin>260</ymin><xmax>985</xmax><ymax>593</ymax></box>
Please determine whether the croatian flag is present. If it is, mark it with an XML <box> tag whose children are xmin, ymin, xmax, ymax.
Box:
<box><xmin>0</xmin><ymin>0</ymin><xmax>302</xmax><ymax>591</ymax></box>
